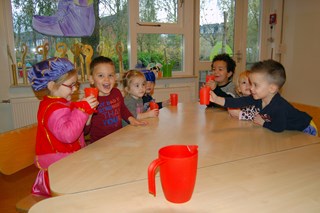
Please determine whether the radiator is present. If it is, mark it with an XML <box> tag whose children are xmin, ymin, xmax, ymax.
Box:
<box><xmin>11</xmin><ymin>97</ymin><xmax>40</xmax><ymax>128</ymax></box>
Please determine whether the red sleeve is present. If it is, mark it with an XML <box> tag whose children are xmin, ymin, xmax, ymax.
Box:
<box><xmin>71</xmin><ymin>101</ymin><xmax>95</xmax><ymax>115</ymax></box>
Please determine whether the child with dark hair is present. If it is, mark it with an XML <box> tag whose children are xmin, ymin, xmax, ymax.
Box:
<box><xmin>142</xmin><ymin>70</ymin><xmax>170</xmax><ymax>110</ymax></box>
<box><xmin>210</xmin><ymin>59</ymin><xmax>317</xmax><ymax>136</ymax></box>
<box><xmin>206</xmin><ymin>53</ymin><xmax>238</xmax><ymax>108</ymax></box>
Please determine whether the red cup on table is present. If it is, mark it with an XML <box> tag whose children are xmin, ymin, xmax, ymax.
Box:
<box><xmin>206</xmin><ymin>75</ymin><xmax>215</xmax><ymax>82</ymax></box>
<box><xmin>170</xmin><ymin>93</ymin><xmax>178</xmax><ymax>106</ymax></box>
<box><xmin>149</xmin><ymin>101</ymin><xmax>159</xmax><ymax>110</ymax></box>
<box><xmin>84</xmin><ymin>87</ymin><xmax>99</xmax><ymax>98</ymax></box>
<box><xmin>199</xmin><ymin>86</ymin><xmax>211</xmax><ymax>105</ymax></box>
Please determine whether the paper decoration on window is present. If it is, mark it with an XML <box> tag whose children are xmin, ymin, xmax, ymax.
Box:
<box><xmin>32</xmin><ymin>0</ymin><xmax>95</xmax><ymax>37</ymax></box>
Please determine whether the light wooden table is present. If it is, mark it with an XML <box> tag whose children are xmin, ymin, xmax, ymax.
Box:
<box><xmin>48</xmin><ymin>103</ymin><xmax>320</xmax><ymax>195</ymax></box>
<box><xmin>31</xmin><ymin>143</ymin><xmax>320</xmax><ymax>212</ymax></box>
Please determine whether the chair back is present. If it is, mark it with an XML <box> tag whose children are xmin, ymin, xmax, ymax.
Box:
<box><xmin>0</xmin><ymin>123</ymin><xmax>37</xmax><ymax>175</ymax></box>
<box><xmin>291</xmin><ymin>102</ymin><xmax>320</xmax><ymax>136</ymax></box>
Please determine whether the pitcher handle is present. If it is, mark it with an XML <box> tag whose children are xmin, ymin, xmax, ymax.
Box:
<box><xmin>148</xmin><ymin>158</ymin><xmax>165</xmax><ymax>196</ymax></box>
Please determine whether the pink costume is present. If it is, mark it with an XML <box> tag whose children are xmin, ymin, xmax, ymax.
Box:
<box><xmin>32</xmin><ymin>96</ymin><xmax>93</xmax><ymax>196</ymax></box>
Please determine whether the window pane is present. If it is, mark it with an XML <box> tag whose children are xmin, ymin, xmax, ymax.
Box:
<box><xmin>11</xmin><ymin>0</ymin><xmax>128</xmax><ymax>84</ymax></box>
<box><xmin>199</xmin><ymin>0</ymin><xmax>235</xmax><ymax>61</ymax></box>
<box><xmin>139</xmin><ymin>0</ymin><xmax>178</xmax><ymax>23</ymax></box>
<box><xmin>246</xmin><ymin>0</ymin><xmax>261</xmax><ymax>69</ymax></box>
<box><xmin>137</xmin><ymin>34</ymin><xmax>183</xmax><ymax>73</ymax></box>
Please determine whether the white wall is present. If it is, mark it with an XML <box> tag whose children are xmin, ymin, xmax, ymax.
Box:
<box><xmin>280</xmin><ymin>0</ymin><xmax>320</xmax><ymax>106</ymax></box>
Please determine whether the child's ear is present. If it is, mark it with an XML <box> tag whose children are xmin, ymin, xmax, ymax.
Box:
<box><xmin>88</xmin><ymin>75</ymin><xmax>94</xmax><ymax>85</ymax></box>
<box><xmin>227</xmin><ymin>72</ymin><xmax>233</xmax><ymax>79</ymax></box>
<box><xmin>47</xmin><ymin>81</ymin><xmax>55</xmax><ymax>91</ymax></box>
<box><xmin>269</xmin><ymin>83</ymin><xmax>279</xmax><ymax>94</ymax></box>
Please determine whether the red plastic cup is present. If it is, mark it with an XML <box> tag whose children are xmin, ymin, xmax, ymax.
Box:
<box><xmin>148</xmin><ymin>145</ymin><xmax>198</xmax><ymax>203</ymax></box>
<box><xmin>206</xmin><ymin>75</ymin><xmax>215</xmax><ymax>82</ymax></box>
<box><xmin>84</xmin><ymin>87</ymin><xmax>99</xmax><ymax>98</ymax></box>
<box><xmin>199</xmin><ymin>86</ymin><xmax>211</xmax><ymax>105</ymax></box>
<box><xmin>170</xmin><ymin>93</ymin><xmax>178</xmax><ymax>106</ymax></box>
<box><xmin>149</xmin><ymin>101</ymin><xmax>159</xmax><ymax>110</ymax></box>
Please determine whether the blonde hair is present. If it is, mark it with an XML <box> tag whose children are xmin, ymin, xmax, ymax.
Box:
<box><xmin>236</xmin><ymin>70</ymin><xmax>250</xmax><ymax>95</ymax></box>
<box><xmin>122</xmin><ymin>70</ymin><xmax>146</xmax><ymax>96</ymax></box>
<box><xmin>52</xmin><ymin>69</ymin><xmax>78</xmax><ymax>90</ymax></box>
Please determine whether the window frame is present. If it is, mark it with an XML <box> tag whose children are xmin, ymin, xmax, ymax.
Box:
<box><xmin>128</xmin><ymin>0</ymin><xmax>194</xmax><ymax>76</ymax></box>
<box><xmin>1</xmin><ymin>1</ymin><xmax>17</xmax><ymax>100</ymax></box>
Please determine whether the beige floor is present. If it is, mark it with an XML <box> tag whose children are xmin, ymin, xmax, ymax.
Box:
<box><xmin>0</xmin><ymin>165</ymin><xmax>38</xmax><ymax>213</ymax></box>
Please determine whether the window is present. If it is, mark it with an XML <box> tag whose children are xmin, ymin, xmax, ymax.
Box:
<box><xmin>10</xmin><ymin>0</ymin><xmax>129</xmax><ymax>83</ymax></box>
<box><xmin>199</xmin><ymin>0</ymin><xmax>235</xmax><ymax>61</ymax></box>
<box><xmin>196</xmin><ymin>0</ymin><xmax>262</xmax><ymax>92</ymax></box>
<box><xmin>246</xmin><ymin>0</ymin><xmax>261</xmax><ymax>69</ymax></box>
<box><xmin>7</xmin><ymin>0</ymin><xmax>194</xmax><ymax>86</ymax></box>
<box><xmin>139</xmin><ymin>0</ymin><xmax>178</xmax><ymax>23</ymax></box>
<box><xmin>129</xmin><ymin>0</ymin><xmax>193</xmax><ymax>75</ymax></box>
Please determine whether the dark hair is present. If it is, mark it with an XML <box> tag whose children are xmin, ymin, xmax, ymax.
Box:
<box><xmin>90</xmin><ymin>56</ymin><xmax>115</xmax><ymax>75</ymax></box>
<box><xmin>250</xmin><ymin>59</ymin><xmax>286</xmax><ymax>89</ymax></box>
<box><xmin>211</xmin><ymin>53</ymin><xmax>236</xmax><ymax>80</ymax></box>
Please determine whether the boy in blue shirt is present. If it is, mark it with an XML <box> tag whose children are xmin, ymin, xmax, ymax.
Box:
<box><xmin>210</xmin><ymin>59</ymin><xmax>317</xmax><ymax>136</ymax></box>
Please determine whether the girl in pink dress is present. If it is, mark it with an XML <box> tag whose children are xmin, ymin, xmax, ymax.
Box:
<box><xmin>28</xmin><ymin>57</ymin><xmax>98</xmax><ymax>196</ymax></box>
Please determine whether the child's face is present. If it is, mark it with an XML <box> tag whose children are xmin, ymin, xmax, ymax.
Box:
<box><xmin>127</xmin><ymin>76</ymin><xmax>146</xmax><ymax>99</ymax></box>
<box><xmin>90</xmin><ymin>63</ymin><xmax>116</xmax><ymax>96</ymax></box>
<box><xmin>51</xmin><ymin>75</ymin><xmax>78</xmax><ymax>101</ymax></box>
<box><xmin>249</xmin><ymin>72</ymin><xmax>277</xmax><ymax>100</ymax></box>
<box><xmin>212</xmin><ymin>60</ymin><xmax>233</xmax><ymax>86</ymax></box>
<box><xmin>238</xmin><ymin>76</ymin><xmax>251</xmax><ymax>96</ymax></box>
<box><xmin>145</xmin><ymin>81</ymin><xmax>155</xmax><ymax>94</ymax></box>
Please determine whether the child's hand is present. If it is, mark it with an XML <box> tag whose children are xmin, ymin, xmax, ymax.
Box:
<box><xmin>209</xmin><ymin>91</ymin><xmax>218</xmax><ymax>103</ymax></box>
<box><xmin>83</xmin><ymin>96</ymin><xmax>99</xmax><ymax>109</ymax></box>
<box><xmin>136</xmin><ymin>109</ymin><xmax>159</xmax><ymax>119</ymax></box>
<box><xmin>128</xmin><ymin>116</ymin><xmax>148</xmax><ymax>126</ymax></box>
<box><xmin>253</xmin><ymin>114</ymin><xmax>265</xmax><ymax>126</ymax></box>
<box><xmin>148</xmin><ymin>109</ymin><xmax>159</xmax><ymax>117</ymax></box>
<box><xmin>162</xmin><ymin>99</ymin><xmax>170</xmax><ymax>107</ymax></box>
<box><xmin>209</xmin><ymin>91</ymin><xmax>225</xmax><ymax>106</ymax></box>
<box><xmin>205</xmin><ymin>80</ymin><xmax>217</xmax><ymax>90</ymax></box>
<box><xmin>228</xmin><ymin>108</ymin><xmax>240</xmax><ymax>118</ymax></box>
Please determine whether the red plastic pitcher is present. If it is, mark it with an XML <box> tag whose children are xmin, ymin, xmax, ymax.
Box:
<box><xmin>148</xmin><ymin>145</ymin><xmax>198</xmax><ymax>203</ymax></box>
<box><xmin>199</xmin><ymin>86</ymin><xmax>211</xmax><ymax>105</ymax></box>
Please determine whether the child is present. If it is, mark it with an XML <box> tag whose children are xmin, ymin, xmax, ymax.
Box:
<box><xmin>142</xmin><ymin>70</ymin><xmax>170</xmax><ymax>110</ymax></box>
<box><xmin>228</xmin><ymin>70</ymin><xmax>259</xmax><ymax>120</ymax></box>
<box><xmin>123</xmin><ymin>70</ymin><xmax>159</xmax><ymax>119</ymax></box>
<box><xmin>210</xmin><ymin>59</ymin><xmax>318</xmax><ymax>136</ymax></box>
<box><xmin>85</xmin><ymin>56</ymin><xmax>147</xmax><ymax>143</ymax></box>
<box><xmin>206</xmin><ymin>53</ymin><xmax>238</xmax><ymax>108</ymax></box>
<box><xmin>28</xmin><ymin>57</ymin><xmax>98</xmax><ymax>196</ymax></box>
